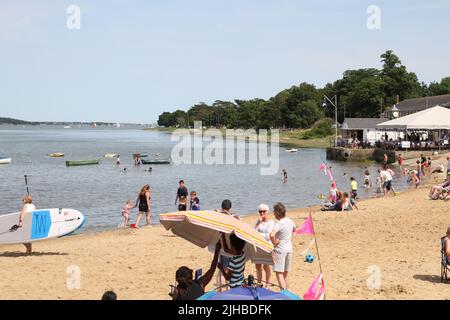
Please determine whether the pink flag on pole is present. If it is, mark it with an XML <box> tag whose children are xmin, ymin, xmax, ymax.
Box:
<box><xmin>303</xmin><ymin>273</ymin><xmax>325</xmax><ymax>300</ymax></box>
<box><xmin>294</xmin><ymin>214</ymin><xmax>315</xmax><ymax>235</ymax></box>
<box><xmin>328</xmin><ymin>169</ymin><xmax>334</xmax><ymax>183</ymax></box>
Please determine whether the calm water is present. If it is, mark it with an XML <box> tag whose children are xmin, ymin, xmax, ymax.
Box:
<box><xmin>0</xmin><ymin>126</ymin><xmax>407</xmax><ymax>232</ymax></box>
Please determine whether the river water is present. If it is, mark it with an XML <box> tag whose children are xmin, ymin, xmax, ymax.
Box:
<box><xmin>0</xmin><ymin>126</ymin><xmax>407</xmax><ymax>232</ymax></box>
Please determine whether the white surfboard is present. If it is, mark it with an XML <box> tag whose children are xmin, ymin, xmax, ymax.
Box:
<box><xmin>0</xmin><ymin>208</ymin><xmax>85</xmax><ymax>245</ymax></box>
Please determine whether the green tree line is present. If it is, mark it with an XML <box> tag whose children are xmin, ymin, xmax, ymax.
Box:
<box><xmin>158</xmin><ymin>50</ymin><xmax>450</xmax><ymax>131</ymax></box>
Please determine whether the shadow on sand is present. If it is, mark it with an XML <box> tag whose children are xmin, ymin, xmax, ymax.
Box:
<box><xmin>0</xmin><ymin>251</ymin><xmax>68</xmax><ymax>257</ymax></box>
<box><xmin>413</xmin><ymin>274</ymin><xmax>444</xmax><ymax>284</ymax></box>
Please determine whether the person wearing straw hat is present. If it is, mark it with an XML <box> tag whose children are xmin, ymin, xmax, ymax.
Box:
<box><xmin>254</xmin><ymin>204</ymin><xmax>275</xmax><ymax>288</ymax></box>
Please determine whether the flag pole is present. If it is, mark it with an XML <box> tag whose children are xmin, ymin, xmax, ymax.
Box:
<box><xmin>311</xmin><ymin>212</ymin><xmax>323</xmax><ymax>274</ymax></box>
<box><xmin>310</xmin><ymin>212</ymin><xmax>326</xmax><ymax>300</ymax></box>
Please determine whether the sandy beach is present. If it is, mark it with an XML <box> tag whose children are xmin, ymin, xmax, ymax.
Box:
<box><xmin>0</xmin><ymin>153</ymin><xmax>449</xmax><ymax>300</ymax></box>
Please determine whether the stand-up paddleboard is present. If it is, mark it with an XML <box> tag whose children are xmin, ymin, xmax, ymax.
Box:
<box><xmin>0</xmin><ymin>208</ymin><xmax>85</xmax><ymax>245</ymax></box>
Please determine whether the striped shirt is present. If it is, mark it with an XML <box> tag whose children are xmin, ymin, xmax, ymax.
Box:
<box><xmin>228</xmin><ymin>252</ymin><xmax>246</xmax><ymax>288</ymax></box>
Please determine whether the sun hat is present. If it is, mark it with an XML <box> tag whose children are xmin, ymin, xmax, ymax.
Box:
<box><xmin>258</xmin><ymin>204</ymin><xmax>270</xmax><ymax>212</ymax></box>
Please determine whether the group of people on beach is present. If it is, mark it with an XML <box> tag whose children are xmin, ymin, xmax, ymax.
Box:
<box><xmin>121</xmin><ymin>180</ymin><xmax>200</xmax><ymax>227</ymax></box>
<box><xmin>426</xmin><ymin>155</ymin><xmax>450</xmax><ymax>200</ymax></box>
<box><xmin>320</xmin><ymin>163</ymin><xmax>398</xmax><ymax>212</ymax></box>
<box><xmin>171</xmin><ymin>200</ymin><xmax>297</xmax><ymax>300</ymax></box>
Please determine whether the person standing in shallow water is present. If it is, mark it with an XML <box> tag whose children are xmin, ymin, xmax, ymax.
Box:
<box><xmin>189</xmin><ymin>191</ymin><xmax>200</xmax><ymax>211</ymax></box>
<box><xmin>175</xmin><ymin>180</ymin><xmax>188</xmax><ymax>209</ymax></box>
<box><xmin>383</xmin><ymin>153</ymin><xmax>388</xmax><ymax>166</ymax></box>
<box><xmin>282</xmin><ymin>169</ymin><xmax>288</xmax><ymax>183</ymax></box>
<box><xmin>132</xmin><ymin>184</ymin><xmax>151</xmax><ymax>228</ymax></box>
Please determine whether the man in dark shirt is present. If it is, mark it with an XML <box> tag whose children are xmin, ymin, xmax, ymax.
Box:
<box><xmin>175</xmin><ymin>180</ymin><xmax>188</xmax><ymax>207</ymax></box>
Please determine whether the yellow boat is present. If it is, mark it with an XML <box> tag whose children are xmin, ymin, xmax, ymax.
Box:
<box><xmin>48</xmin><ymin>153</ymin><xmax>65</xmax><ymax>158</ymax></box>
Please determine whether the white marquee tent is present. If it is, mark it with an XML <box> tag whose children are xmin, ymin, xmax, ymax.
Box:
<box><xmin>376</xmin><ymin>105</ymin><xmax>450</xmax><ymax>130</ymax></box>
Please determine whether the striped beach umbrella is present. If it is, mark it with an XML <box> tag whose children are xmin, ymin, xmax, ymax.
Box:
<box><xmin>160</xmin><ymin>210</ymin><xmax>274</xmax><ymax>264</ymax></box>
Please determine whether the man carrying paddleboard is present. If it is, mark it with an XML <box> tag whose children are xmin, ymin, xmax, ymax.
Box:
<box><xmin>18</xmin><ymin>195</ymin><xmax>36</xmax><ymax>254</ymax></box>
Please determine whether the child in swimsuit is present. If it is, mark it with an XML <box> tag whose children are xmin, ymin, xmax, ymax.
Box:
<box><xmin>190</xmin><ymin>191</ymin><xmax>200</xmax><ymax>211</ymax></box>
<box><xmin>122</xmin><ymin>199</ymin><xmax>132</xmax><ymax>225</ymax></box>
<box><xmin>364</xmin><ymin>170</ymin><xmax>371</xmax><ymax>189</ymax></box>
<box><xmin>398</xmin><ymin>154</ymin><xmax>403</xmax><ymax>166</ymax></box>
<box><xmin>375</xmin><ymin>176</ymin><xmax>382</xmax><ymax>195</ymax></box>
<box><xmin>178</xmin><ymin>196</ymin><xmax>188</xmax><ymax>211</ymax></box>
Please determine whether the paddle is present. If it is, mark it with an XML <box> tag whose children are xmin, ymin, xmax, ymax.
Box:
<box><xmin>6</xmin><ymin>175</ymin><xmax>32</xmax><ymax>232</ymax></box>
<box><xmin>24</xmin><ymin>175</ymin><xmax>30</xmax><ymax>196</ymax></box>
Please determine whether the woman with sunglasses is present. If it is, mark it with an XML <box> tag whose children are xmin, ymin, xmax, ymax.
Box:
<box><xmin>254</xmin><ymin>204</ymin><xmax>275</xmax><ymax>287</ymax></box>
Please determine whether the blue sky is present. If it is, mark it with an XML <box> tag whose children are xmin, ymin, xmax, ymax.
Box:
<box><xmin>1</xmin><ymin>0</ymin><xmax>449</xmax><ymax>123</ymax></box>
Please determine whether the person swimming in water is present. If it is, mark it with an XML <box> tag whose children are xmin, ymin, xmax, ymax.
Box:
<box><xmin>282</xmin><ymin>169</ymin><xmax>288</xmax><ymax>183</ymax></box>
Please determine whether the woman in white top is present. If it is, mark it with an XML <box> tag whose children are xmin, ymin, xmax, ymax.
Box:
<box><xmin>18</xmin><ymin>195</ymin><xmax>36</xmax><ymax>254</ymax></box>
<box><xmin>269</xmin><ymin>202</ymin><xmax>297</xmax><ymax>290</ymax></box>
<box><xmin>254</xmin><ymin>204</ymin><xmax>275</xmax><ymax>287</ymax></box>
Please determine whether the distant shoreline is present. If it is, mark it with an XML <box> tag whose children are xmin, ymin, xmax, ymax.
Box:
<box><xmin>0</xmin><ymin>117</ymin><xmax>150</xmax><ymax>127</ymax></box>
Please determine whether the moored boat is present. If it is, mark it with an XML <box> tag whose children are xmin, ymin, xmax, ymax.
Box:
<box><xmin>66</xmin><ymin>159</ymin><xmax>100</xmax><ymax>167</ymax></box>
<box><xmin>141</xmin><ymin>158</ymin><xmax>171</xmax><ymax>165</ymax></box>
<box><xmin>48</xmin><ymin>153</ymin><xmax>65</xmax><ymax>158</ymax></box>
<box><xmin>0</xmin><ymin>157</ymin><xmax>12</xmax><ymax>165</ymax></box>
<box><xmin>103</xmin><ymin>153</ymin><xmax>117</xmax><ymax>158</ymax></box>
<box><xmin>133</xmin><ymin>153</ymin><xmax>148</xmax><ymax>158</ymax></box>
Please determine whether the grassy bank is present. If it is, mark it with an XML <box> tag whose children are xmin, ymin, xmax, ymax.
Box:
<box><xmin>145</xmin><ymin>127</ymin><xmax>333</xmax><ymax>148</ymax></box>
<box><xmin>279</xmin><ymin>130</ymin><xmax>333</xmax><ymax>148</ymax></box>
<box><xmin>143</xmin><ymin>127</ymin><xmax>177</xmax><ymax>132</ymax></box>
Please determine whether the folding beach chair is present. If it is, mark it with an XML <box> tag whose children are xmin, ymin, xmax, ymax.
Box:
<box><xmin>441</xmin><ymin>236</ymin><xmax>449</xmax><ymax>283</ymax></box>
<box><xmin>439</xmin><ymin>187</ymin><xmax>450</xmax><ymax>201</ymax></box>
